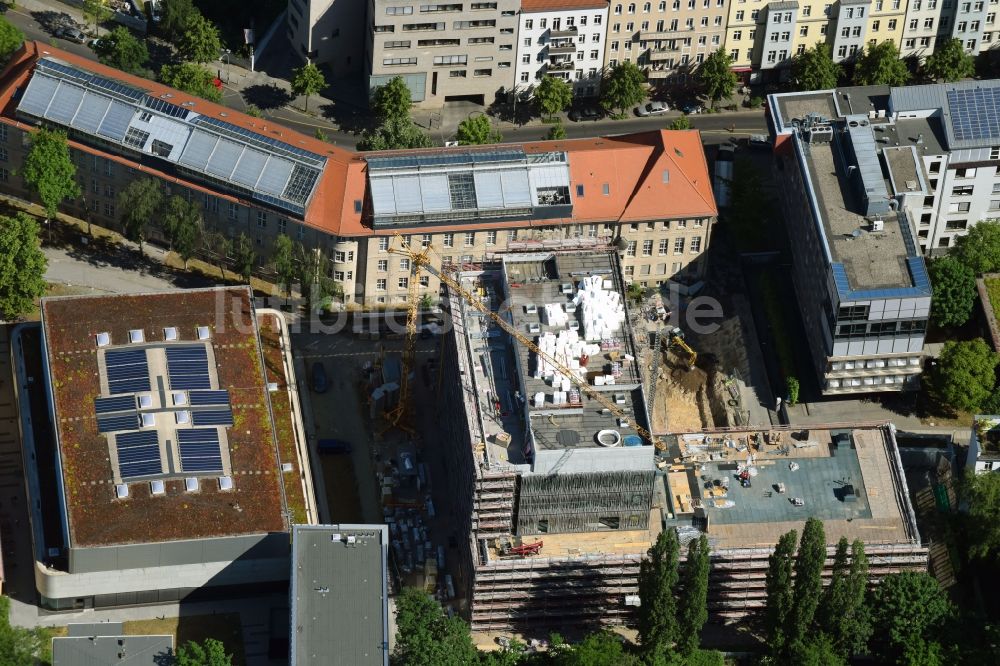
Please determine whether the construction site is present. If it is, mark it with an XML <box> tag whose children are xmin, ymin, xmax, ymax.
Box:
<box><xmin>429</xmin><ymin>249</ymin><xmax>927</xmax><ymax>633</ymax></box>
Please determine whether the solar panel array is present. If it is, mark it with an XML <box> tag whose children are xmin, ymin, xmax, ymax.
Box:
<box><xmin>115</xmin><ymin>431</ymin><xmax>162</xmax><ymax>479</ymax></box>
<box><xmin>189</xmin><ymin>390</ymin><xmax>230</xmax><ymax>406</ymax></box>
<box><xmin>97</xmin><ymin>412</ymin><xmax>139</xmax><ymax>433</ymax></box>
<box><xmin>192</xmin><ymin>409</ymin><xmax>234</xmax><ymax>426</ymax></box>
<box><xmin>192</xmin><ymin>115</ymin><xmax>326</xmax><ymax>167</ymax></box>
<box><xmin>166</xmin><ymin>346</ymin><xmax>211</xmax><ymax>390</ymax></box>
<box><xmin>36</xmin><ymin>58</ymin><xmax>145</xmax><ymax>102</ymax></box>
<box><xmin>94</xmin><ymin>395</ymin><xmax>136</xmax><ymax>414</ymax></box>
<box><xmin>105</xmin><ymin>348</ymin><xmax>151</xmax><ymax>395</ymax></box>
<box><xmin>366</xmin><ymin>149</ymin><xmax>527</xmax><ymax>171</ymax></box>
<box><xmin>946</xmin><ymin>87</ymin><xmax>1000</xmax><ymax>142</ymax></box>
<box><xmin>177</xmin><ymin>429</ymin><xmax>223</xmax><ymax>473</ymax></box>
<box><xmin>143</xmin><ymin>95</ymin><xmax>190</xmax><ymax>119</ymax></box>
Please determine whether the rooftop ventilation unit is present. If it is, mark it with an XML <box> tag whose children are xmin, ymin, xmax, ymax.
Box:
<box><xmin>347</xmin><ymin>535</ymin><xmax>357</xmax><ymax>545</ymax></box>
<box><xmin>150</xmin><ymin>480</ymin><xmax>165</xmax><ymax>495</ymax></box>
<box><xmin>218</xmin><ymin>476</ymin><xmax>233</xmax><ymax>491</ymax></box>
<box><xmin>281</xmin><ymin>462</ymin><xmax>293</xmax><ymax>472</ymax></box>
<box><xmin>185</xmin><ymin>477</ymin><xmax>199</xmax><ymax>492</ymax></box>
<box><xmin>175</xmin><ymin>410</ymin><xmax>191</xmax><ymax>424</ymax></box>
<box><xmin>141</xmin><ymin>413</ymin><xmax>155</xmax><ymax>427</ymax></box>
<box><xmin>138</xmin><ymin>395</ymin><xmax>153</xmax><ymax>409</ymax></box>
<box><xmin>197</xmin><ymin>326</ymin><xmax>211</xmax><ymax>340</ymax></box>
<box><xmin>172</xmin><ymin>391</ymin><xmax>187</xmax><ymax>406</ymax></box>
<box><xmin>163</xmin><ymin>327</ymin><xmax>178</xmax><ymax>341</ymax></box>
<box><xmin>128</xmin><ymin>329</ymin><xmax>145</xmax><ymax>343</ymax></box>
<box><xmin>871</xmin><ymin>219</ymin><xmax>885</xmax><ymax>232</ymax></box>
<box><xmin>96</xmin><ymin>332</ymin><xmax>111</xmax><ymax>347</ymax></box>
<box><xmin>115</xmin><ymin>483</ymin><xmax>129</xmax><ymax>499</ymax></box>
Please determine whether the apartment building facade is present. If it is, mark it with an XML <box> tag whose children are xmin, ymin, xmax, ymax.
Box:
<box><xmin>514</xmin><ymin>0</ymin><xmax>609</xmax><ymax>97</ymax></box>
<box><xmin>365</xmin><ymin>0</ymin><xmax>519</xmax><ymax>106</ymax></box>
<box><xmin>287</xmin><ymin>0</ymin><xmax>367</xmax><ymax>77</ymax></box>
<box><xmin>604</xmin><ymin>0</ymin><xmax>730</xmax><ymax>85</ymax></box>
<box><xmin>897</xmin><ymin>0</ymin><xmax>940</xmax><ymax>59</ymax></box>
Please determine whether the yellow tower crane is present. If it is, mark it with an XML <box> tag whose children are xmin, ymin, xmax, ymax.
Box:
<box><xmin>388</xmin><ymin>237</ymin><xmax>666</xmax><ymax>451</ymax></box>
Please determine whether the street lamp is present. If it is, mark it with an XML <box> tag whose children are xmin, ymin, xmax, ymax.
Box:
<box><xmin>220</xmin><ymin>49</ymin><xmax>232</xmax><ymax>84</ymax></box>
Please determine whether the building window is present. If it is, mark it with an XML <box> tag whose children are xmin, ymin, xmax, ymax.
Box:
<box><xmin>398</xmin><ymin>277</ymin><xmax>409</xmax><ymax>289</ymax></box>
<box><xmin>486</xmin><ymin>231</ymin><xmax>497</xmax><ymax>245</ymax></box>
<box><xmin>626</xmin><ymin>241</ymin><xmax>637</xmax><ymax>256</ymax></box>
<box><xmin>104</xmin><ymin>201</ymin><xmax>115</xmax><ymax>217</ymax></box>
<box><xmin>642</xmin><ymin>240</ymin><xmax>653</xmax><ymax>256</ymax></box>
<box><xmin>690</xmin><ymin>236</ymin><xmax>701</xmax><ymax>252</ymax></box>
<box><xmin>379</xmin><ymin>238</ymin><xmax>390</xmax><ymax>252</ymax></box>
<box><xmin>658</xmin><ymin>238</ymin><xmax>668</xmax><ymax>255</ymax></box>
<box><xmin>400</xmin><ymin>258</ymin><xmax>411</xmax><ymax>270</ymax></box>
<box><xmin>673</xmin><ymin>237</ymin><xmax>685</xmax><ymax>253</ymax></box>
<box><xmin>256</xmin><ymin>210</ymin><xmax>267</xmax><ymax>228</ymax></box>
<box><xmin>508</xmin><ymin>230</ymin><xmax>518</xmax><ymax>241</ymax></box>
<box><xmin>443</xmin><ymin>233</ymin><xmax>454</xmax><ymax>247</ymax></box>
<box><xmin>377</xmin><ymin>279</ymin><xmax>387</xmax><ymax>290</ymax></box>
<box><xmin>227</xmin><ymin>202</ymin><xmax>238</xmax><ymax>220</ymax></box>
<box><xmin>464</xmin><ymin>231</ymin><xmax>475</xmax><ymax>247</ymax></box>
<box><xmin>378</xmin><ymin>259</ymin><xmax>388</xmax><ymax>272</ymax></box>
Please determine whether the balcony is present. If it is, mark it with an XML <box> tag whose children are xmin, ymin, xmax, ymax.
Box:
<box><xmin>639</xmin><ymin>30</ymin><xmax>673</xmax><ymax>40</ymax></box>
<box><xmin>648</xmin><ymin>48</ymin><xmax>678</xmax><ymax>62</ymax></box>
<box><xmin>549</xmin><ymin>26</ymin><xmax>578</xmax><ymax>38</ymax></box>
<box><xmin>547</xmin><ymin>43</ymin><xmax>577</xmax><ymax>54</ymax></box>
<box><xmin>647</xmin><ymin>68</ymin><xmax>672</xmax><ymax>78</ymax></box>
<box><xmin>547</xmin><ymin>60</ymin><xmax>575</xmax><ymax>71</ymax></box>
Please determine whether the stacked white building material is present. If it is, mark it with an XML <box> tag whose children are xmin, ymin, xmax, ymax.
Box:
<box><xmin>541</xmin><ymin>303</ymin><xmax>569</xmax><ymax>327</ymax></box>
<box><xmin>574</xmin><ymin>275</ymin><xmax>626</xmax><ymax>342</ymax></box>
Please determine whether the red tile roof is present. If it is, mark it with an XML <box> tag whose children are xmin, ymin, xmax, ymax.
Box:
<box><xmin>0</xmin><ymin>42</ymin><xmax>715</xmax><ymax>242</ymax></box>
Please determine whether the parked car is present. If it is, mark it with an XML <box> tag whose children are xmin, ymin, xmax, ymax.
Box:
<box><xmin>310</xmin><ymin>361</ymin><xmax>328</xmax><ymax>393</ymax></box>
<box><xmin>681</xmin><ymin>104</ymin><xmax>705</xmax><ymax>115</ymax></box>
<box><xmin>54</xmin><ymin>26</ymin><xmax>86</xmax><ymax>43</ymax></box>
<box><xmin>749</xmin><ymin>134</ymin><xmax>773</xmax><ymax>149</ymax></box>
<box><xmin>318</xmin><ymin>438</ymin><xmax>352</xmax><ymax>454</ymax></box>
<box><xmin>635</xmin><ymin>101</ymin><xmax>669</xmax><ymax>117</ymax></box>
<box><xmin>569</xmin><ymin>106</ymin><xmax>604</xmax><ymax>122</ymax></box>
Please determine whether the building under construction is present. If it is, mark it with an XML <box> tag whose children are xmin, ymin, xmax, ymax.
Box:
<box><xmin>438</xmin><ymin>249</ymin><xmax>927</xmax><ymax>633</ymax></box>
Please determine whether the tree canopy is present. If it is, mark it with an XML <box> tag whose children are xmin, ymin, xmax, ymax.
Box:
<box><xmin>0</xmin><ymin>15</ymin><xmax>25</xmax><ymax>67</ymax></box>
<box><xmin>699</xmin><ymin>49</ymin><xmax>738</xmax><ymax>107</ymax></box>
<box><xmin>869</xmin><ymin>572</ymin><xmax>954</xmax><ymax>665</ymax></box>
<box><xmin>160</xmin><ymin>0</ymin><xmax>201</xmax><ymax>41</ymax></box>
<box><xmin>951</xmin><ymin>219</ymin><xmax>1000</xmax><ymax>274</ymax></box>
<box><xmin>272</xmin><ymin>234</ymin><xmax>296</xmax><ymax>298</ymax></box>
<box><xmin>177</xmin><ymin>13</ymin><xmax>222</xmax><ymax>64</ymax></box>
<box><xmin>295</xmin><ymin>242</ymin><xmax>340</xmax><ymax>311</ymax></box>
<box><xmin>162</xmin><ymin>195</ymin><xmax>203</xmax><ymax>267</ymax></box>
<box><xmin>676</xmin><ymin>534</ymin><xmax>710</xmax><ymax>656</ymax></box>
<box><xmin>159</xmin><ymin>62</ymin><xmax>222</xmax><ymax>102</ymax></box>
<box><xmin>358</xmin><ymin>117</ymin><xmax>433</xmax><ymax>151</ymax></box>
<box><xmin>764</xmin><ymin>529</ymin><xmax>797</xmax><ymax>657</ymax></box>
<box><xmin>853</xmin><ymin>42</ymin><xmax>910</xmax><ymax>86</ymax></box>
<box><xmin>23</xmin><ymin>128</ymin><xmax>81</xmax><ymax>224</ymax></box>
<box><xmin>535</xmin><ymin>76</ymin><xmax>573</xmax><ymax>120</ymax></box>
<box><xmin>924</xmin><ymin>38</ymin><xmax>975</xmax><ymax>82</ymax></box>
<box><xmin>790</xmin><ymin>518</ymin><xmax>827</xmax><ymax>645</ymax></box>
<box><xmin>637</xmin><ymin>527</ymin><xmax>680</xmax><ymax>657</ymax></box>
<box><xmin>456</xmin><ymin>114</ymin><xmax>502</xmax><ymax>145</ymax></box>
<box><xmin>203</xmin><ymin>231</ymin><xmax>232</xmax><ymax>279</ymax></box>
<box><xmin>94</xmin><ymin>26</ymin><xmax>149</xmax><ymax>74</ymax></box>
<box><xmin>669</xmin><ymin>116</ymin><xmax>691</xmax><ymax>130</ymax></box>
<box><xmin>928</xmin><ymin>256</ymin><xmax>977</xmax><ymax>328</ymax></box>
<box><xmin>546</xmin><ymin>122</ymin><xmax>567</xmax><ymax>140</ymax></box>
<box><xmin>116</xmin><ymin>178</ymin><xmax>163</xmax><ymax>255</ymax></box>
<box><xmin>175</xmin><ymin>637</ymin><xmax>232</xmax><ymax>666</ymax></box>
<box><xmin>817</xmin><ymin>538</ymin><xmax>872</xmax><ymax>657</ymax></box>
<box><xmin>929</xmin><ymin>338</ymin><xmax>1000</xmax><ymax>413</ymax></box>
<box><xmin>600</xmin><ymin>62</ymin><xmax>646</xmax><ymax>116</ymax></box>
<box><xmin>372</xmin><ymin>77</ymin><xmax>413</xmax><ymax>123</ymax></box>
<box><xmin>392</xmin><ymin>587</ymin><xmax>479</xmax><ymax>665</ymax></box>
<box><xmin>792</xmin><ymin>43</ymin><xmax>841</xmax><ymax>91</ymax></box>
<box><xmin>291</xmin><ymin>62</ymin><xmax>327</xmax><ymax>113</ymax></box>
<box><xmin>82</xmin><ymin>0</ymin><xmax>113</xmax><ymax>36</ymax></box>
<box><xmin>963</xmin><ymin>470</ymin><xmax>1000</xmax><ymax>562</ymax></box>
<box><xmin>0</xmin><ymin>213</ymin><xmax>48</xmax><ymax>321</ymax></box>
<box><xmin>233</xmin><ymin>232</ymin><xmax>256</xmax><ymax>283</ymax></box>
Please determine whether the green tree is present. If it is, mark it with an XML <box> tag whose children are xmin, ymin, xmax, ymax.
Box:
<box><xmin>791</xmin><ymin>518</ymin><xmax>826</xmax><ymax>644</ymax></box>
<box><xmin>116</xmin><ymin>178</ymin><xmax>162</xmax><ymax>256</ymax></box>
<box><xmin>929</xmin><ymin>256</ymin><xmax>977</xmax><ymax>327</ymax></box>
<box><xmin>177</xmin><ymin>13</ymin><xmax>222</xmax><ymax>64</ymax></box>
<box><xmin>546</xmin><ymin>121</ymin><xmax>567</xmax><ymax>140</ymax></box>
<box><xmin>764</xmin><ymin>529</ymin><xmax>797</xmax><ymax>657</ymax></box>
<box><xmin>392</xmin><ymin>587</ymin><xmax>478</xmax><ymax>665</ymax></box>
<box><xmin>669</xmin><ymin>116</ymin><xmax>691</xmax><ymax>130</ymax></box>
<box><xmin>22</xmin><ymin>128</ymin><xmax>81</xmax><ymax>241</ymax></box>
<box><xmin>870</xmin><ymin>572</ymin><xmax>954</xmax><ymax>665</ymax></box>
<box><xmin>175</xmin><ymin>637</ymin><xmax>232</xmax><ymax>666</ymax></box>
<box><xmin>0</xmin><ymin>15</ymin><xmax>25</xmax><ymax>67</ymax></box>
<box><xmin>676</xmin><ymin>534</ymin><xmax>710</xmax><ymax>656</ymax></box>
<box><xmin>791</xmin><ymin>43</ymin><xmax>841</xmax><ymax>91</ymax></box>
<box><xmin>456</xmin><ymin>114</ymin><xmax>501</xmax><ymax>145</ymax></box>
<box><xmin>963</xmin><ymin>470</ymin><xmax>1000</xmax><ymax>561</ymax></box>
<box><xmin>272</xmin><ymin>234</ymin><xmax>295</xmax><ymax>298</ymax></box>
<box><xmin>699</xmin><ymin>48</ymin><xmax>739</xmax><ymax>108</ymax></box>
<box><xmin>600</xmin><ymin>61</ymin><xmax>646</xmax><ymax>116</ymax></box>
<box><xmin>535</xmin><ymin>75</ymin><xmax>574</xmax><ymax>120</ymax></box>
<box><xmin>82</xmin><ymin>0</ymin><xmax>113</xmax><ymax>36</ymax></box>
<box><xmin>554</xmin><ymin>630</ymin><xmax>640</xmax><ymax>666</ymax></box>
<box><xmin>951</xmin><ymin>219</ymin><xmax>1000</xmax><ymax>273</ymax></box>
<box><xmin>924</xmin><ymin>38</ymin><xmax>975</xmax><ymax>82</ymax></box>
<box><xmin>0</xmin><ymin>213</ymin><xmax>48</xmax><ymax>320</ymax></box>
<box><xmin>818</xmin><ymin>538</ymin><xmax>872</xmax><ymax>657</ymax></box>
<box><xmin>161</xmin><ymin>0</ymin><xmax>200</xmax><ymax>40</ymax></box>
<box><xmin>162</xmin><ymin>195</ymin><xmax>203</xmax><ymax>267</ymax></box>
<box><xmin>244</xmin><ymin>103</ymin><xmax>263</xmax><ymax>118</ymax></box>
<box><xmin>788</xmin><ymin>632</ymin><xmax>847</xmax><ymax>666</ymax></box>
<box><xmin>159</xmin><ymin>62</ymin><xmax>222</xmax><ymax>102</ymax></box>
<box><xmin>233</xmin><ymin>232</ymin><xmax>256</xmax><ymax>284</ymax></box>
<box><xmin>371</xmin><ymin>76</ymin><xmax>413</xmax><ymax>123</ymax></box>
<box><xmin>929</xmin><ymin>338</ymin><xmax>1000</xmax><ymax>413</ymax></box>
<box><xmin>291</xmin><ymin>62</ymin><xmax>327</xmax><ymax>113</ymax></box>
<box><xmin>203</xmin><ymin>231</ymin><xmax>232</xmax><ymax>279</ymax></box>
<box><xmin>854</xmin><ymin>41</ymin><xmax>910</xmax><ymax>86</ymax></box>
<box><xmin>94</xmin><ymin>26</ymin><xmax>149</xmax><ymax>73</ymax></box>
<box><xmin>0</xmin><ymin>597</ymin><xmax>43</xmax><ymax>665</ymax></box>
<box><xmin>358</xmin><ymin>117</ymin><xmax>433</xmax><ymax>151</ymax></box>
<box><xmin>295</xmin><ymin>242</ymin><xmax>340</xmax><ymax>312</ymax></box>
<box><xmin>637</xmin><ymin>527</ymin><xmax>680</xmax><ymax>658</ymax></box>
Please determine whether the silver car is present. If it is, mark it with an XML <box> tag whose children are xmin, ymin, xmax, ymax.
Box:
<box><xmin>635</xmin><ymin>101</ymin><xmax>669</xmax><ymax>117</ymax></box>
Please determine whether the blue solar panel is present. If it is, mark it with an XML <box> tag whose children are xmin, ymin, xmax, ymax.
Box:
<box><xmin>366</xmin><ymin>149</ymin><xmax>526</xmax><ymax>172</ymax></box>
<box><xmin>947</xmin><ymin>87</ymin><xmax>1000</xmax><ymax>143</ymax></box>
<box><xmin>170</xmin><ymin>375</ymin><xmax>212</xmax><ymax>390</ymax></box>
<box><xmin>95</xmin><ymin>395</ymin><xmax>136</xmax><ymax>414</ymax></box>
<box><xmin>115</xmin><ymin>431</ymin><xmax>162</xmax><ymax>479</ymax></box>
<box><xmin>107</xmin><ymin>363</ymin><xmax>149</xmax><ymax>380</ymax></box>
<box><xmin>143</xmin><ymin>95</ymin><xmax>190</xmax><ymax>119</ymax></box>
<box><xmin>96</xmin><ymin>412</ymin><xmax>139</xmax><ymax>433</ymax></box>
<box><xmin>169</xmin><ymin>361</ymin><xmax>209</xmax><ymax>374</ymax></box>
<box><xmin>189</xmin><ymin>391</ymin><xmax>230</xmax><ymax>406</ymax></box>
<box><xmin>108</xmin><ymin>377</ymin><xmax>152</xmax><ymax>394</ymax></box>
<box><xmin>116</xmin><ymin>430</ymin><xmax>159</xmax><ymax>448</ymax></box>
<box><xmin>182</xmin><ymin>457</ymin><xmax>224</xmax><ymax>473</ymax></box>
<box><xmin>105</xmin><ymin>348</ymin><xmax>148</xmax><ymax>366</ymax></box>
<box><xmin>178</xmin><ymin>428</ymin><xmax>220</xmax><ymax>443</ymax></box>
<box><xmin>193</xmin><ymin>115</ymin><xmax>326</xmax><ymax>167</ymax></box>
<box><xmin>178</xmin><ymin>428</ymin><xmax>223</xmax><ymax>473</ymax></box>
<box><xmin>166</xmin><ymin>346</ymin><xmax>208</xmax><ymax>359</ymax></box>
<box><xmin>117</xmin><ymin>445</ymin><xmax>159</xmax><ymax>463</ymax></box>
<box><xmin>119</xmin><ymin>458</ymin><xmax>162</xmax><ymax>479</ymax></box>
<box><xmin>192</xmin><ymin>409</ymin><xmax>233</xmax><ymax>426</ymax></box>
